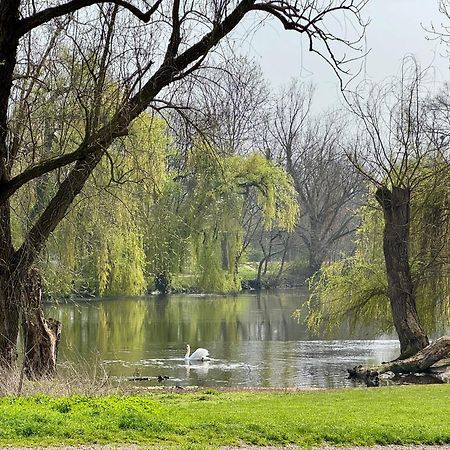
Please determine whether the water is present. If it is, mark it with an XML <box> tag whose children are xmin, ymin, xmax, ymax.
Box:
<box><xmin>45</xmin><ymin>289</ymin><xmax>400</xmax><ymax>389</ymax></box>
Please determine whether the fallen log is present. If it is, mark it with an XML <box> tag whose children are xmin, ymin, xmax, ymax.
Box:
<box><xmin>128</xmin><ymin>375</ymin><xmax>170</xmax><ymax>382</ymax></box>
<box><xmin>348</xmin><ymin>335</ymin><xmax>450</xmax><ymax>386</ymax></box>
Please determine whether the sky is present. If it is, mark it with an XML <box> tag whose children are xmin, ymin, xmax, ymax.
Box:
<box><xmin>238</xmin><ymin>0</ymin><xmax>448</xmax><ymax>111</ymax></box>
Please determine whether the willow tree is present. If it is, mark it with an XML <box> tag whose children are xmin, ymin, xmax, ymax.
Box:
<box><xmin>348</xmin><ymin>61</ymin><xmax>450</xmax><ymax>358</ymax></box>
<box><xmin>0</xmin><ymin>0</ymin><xmax>366</xmax><ymax>377</ymax></box>
<box><xmin>310</xmin><ymin>60</ymin><xmax>450</xmax><ymax>377</ymax></box>
<box><xmin>191</xmin><ymin>151</ymin><xmax>299</xmax><ymax>292</ymax></box>
<box><xmin>309</xmin><ymin>174</ymin><xmax>450</xmax><ymax>337</ymax></box>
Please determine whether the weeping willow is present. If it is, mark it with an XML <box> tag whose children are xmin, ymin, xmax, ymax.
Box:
<box><xmin>308</xmin><ymin>168</ymin><xmax>450</xmax><ymax>335</ymax></box>
<box><xmin>146</xmin><ymin>145</ymin><xmax>299</xmax><ymax>294</ymax></box>
<box><xmin>34</xmin><ymin>112</ymin><xmax>169</xmax><ymax>297</ymax></box>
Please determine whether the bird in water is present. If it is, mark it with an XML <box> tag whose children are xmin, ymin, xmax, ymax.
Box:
<box><xmin>157</xmin><ymin>375</ymin><xmax>169</xmax><ymax>382</ymax></box>
<box><xmin>185</xmin><ymin>344</ymin><xmax>210</xmax><ymax>361</ymax></box>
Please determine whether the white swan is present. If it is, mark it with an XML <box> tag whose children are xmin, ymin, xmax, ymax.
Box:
<box><xmin>185</xmin><ymin>344</ymin><xmax>210</xmax><ymax>361</ymax></box>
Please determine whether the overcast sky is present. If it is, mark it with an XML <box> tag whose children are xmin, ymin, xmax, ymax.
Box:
<box><xmin>239</xmin><ymin>0</ymin><xmax>448</xmax><ymax>111</ymax></box>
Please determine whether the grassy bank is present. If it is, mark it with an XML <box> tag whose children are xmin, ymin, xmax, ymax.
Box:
<box><xmin>0</xmin><ymin>385</ymin><xmax>449</xmax><ymax>448</ymax></box>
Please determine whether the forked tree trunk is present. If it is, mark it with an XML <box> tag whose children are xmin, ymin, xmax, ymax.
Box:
<box><xmin>21</xmin><ymin>268</ymin><xmax>61</xmax><ymax>379</ymax></box>
<box><xmin>375</xmin><ymin>186</ymin><xmax>429</xmax><ymax>358</ymax></box>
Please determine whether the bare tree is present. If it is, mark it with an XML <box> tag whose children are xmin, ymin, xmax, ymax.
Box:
<box><xmin>272</xmin><ymin>81</ymin><xmax>365</xmax><ymax>275</ymax></box>
<box><xmin>187</xmin><ymin>56</ymin><xmax>270</xmax><ymax>155</ymax></box>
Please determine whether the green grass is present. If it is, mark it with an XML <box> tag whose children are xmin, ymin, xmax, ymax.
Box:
<box><xmin>237</xmin><ymin>262</ymin><xmax>258</xmax><ymax>281</ymax></box>
<box><xmin>0</xmin><ymin>385</ymin><xmax>449</xmax><ymax>448</ymax></box>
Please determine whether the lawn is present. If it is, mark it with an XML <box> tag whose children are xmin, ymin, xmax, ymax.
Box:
<box><xmin>0</xmin><ymin>385</ymin><xmax>449</xmax><ymax>448</ymax></box>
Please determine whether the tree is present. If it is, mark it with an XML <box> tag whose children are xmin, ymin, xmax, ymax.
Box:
<box><xmin>310</xmin><ymin>59</ymin><xmax>450</xmax><ymax>372</ymax></box>
<box><xmin>178</xmin><ymin>56</ymin><xmax>270</xmax><ymax>156</ymax></box>
<box><xmin>271</xmin><ymin>81</ymin><xmax>365</xmax><ymax>274</ymax></box>
<box><xmin>309</xmin><ymin>172</ymin><xmax>450</xmax><ymax>339</ymax></box>
<box><xmin>0</xmin><ymin>0</ymin><xmax>367</xmax><ymax>377</ymax></box>
<box><xmin>349</xmin><ymin>60</ymin><xmax>449</xmax><ymax>358</ymax></box>
<box><xmin>38</xmin><ymin>112</ymin><xmax>169</xmax><ymax>298</ymax></box>
<box><xmin>171</xmin><ymin>59</ymin><xmax>295</xmax><ymax>289</ymax></box>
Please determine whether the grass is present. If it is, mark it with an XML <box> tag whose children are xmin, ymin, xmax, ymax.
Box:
<box><xmin>238</xmin><ymin>262</ymin><xmax>258</xmax><ymax>281</ymax></box>
<box><xmin>0</xmin><ymin>385</ymin><xmax>449</xmax><ymax>448</ymax></box>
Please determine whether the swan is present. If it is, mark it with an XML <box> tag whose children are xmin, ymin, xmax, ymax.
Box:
<box><xmin>185</xmin><ymin>344</ymin><xmax>210</xmax><ymax>361</ymax></box>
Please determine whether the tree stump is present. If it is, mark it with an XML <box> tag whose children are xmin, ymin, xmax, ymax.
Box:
<box><xmin>21</xmin><ymin>268</ymin><xmax>61</xmax><ymax>379</ymax></box>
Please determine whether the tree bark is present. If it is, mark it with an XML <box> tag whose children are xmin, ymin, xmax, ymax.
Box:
<box><xmin>375</xmin><ymin>186</ymin><xmax>429</xmax><ymax>358</ymax></box>
<box><xmin>221</xmin><ymin>233</ymin><xmax>230</xmax><ymax>271</ymax></box>
<box><xmin>21</xmin><ymin>269</ymin><xmax>61</xmax><ymax>379</ymax></box>
<box><xmin>0</xmin><ymin>0</ymin><xmax>20</xmax><ymax>167</ymax></box>
<box><xmin>0</xmin><ymin>275</ymin><xmax>19</xmax><ymax>369</ymax></box>
<box><xmin>275</xmin><ymin>235</ymin><xmax>290</xmax><ymax>280</ymax></box>
<box><xmin>0</xmin><ymin>204</ymin><xmax>18</xmax><ymax>368</ymax></box>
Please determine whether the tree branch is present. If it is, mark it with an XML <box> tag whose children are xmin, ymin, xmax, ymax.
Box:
<box><xmin>17</xmin><ymin>0</ymin><xmax>163</xmax><ymax>36</ymax></box>
<box><xmin>14</xmin><ymin>150</ymin><xmax>104</xmax><ymax>273</ymax></box>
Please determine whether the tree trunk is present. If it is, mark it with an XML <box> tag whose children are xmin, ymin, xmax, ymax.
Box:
<box><xmin>0</xmin><ymin>0</ymin><xmax>21</xmax><ymax>369</ymax></box>
<box><xmin>220</xmin><ymin>233</ymin><xmax>230</xmax><ymax>271</ymax></box>
<box><xmin>348</xmin><ymin>336</ymin><xmax>450</xmax><ymax>385</ymax></box>
<box><xmin>0</xmin><ymin>205</ymin><xmax>19</xmax><ymax>369</ymax></box>
<box><xmin>255</xmin><ymin>257</ymin><xmax>265</xmax><ymax>290</ymax></box>
<box><xmin>307</xmin><ymin>218</ymin><xmax>324</xmax><ymax>275</ymax></box>
<box><xmin>375</xmin><ymin>186</ymin><xmax>429</xmax><ymax>358</ymax></box>
<box><xmin>155</xmin><ymin>272</ymin><xmax>171</xmax><ymax>294</ymax></box>
<box><xmin>21</xmin><ymin>268</ymin><xmax>61</xmax><ymax>379</ymax></box>
<box><xmin>307</xmin><ymin>253</ymin><xmax>322</xmax><ymax>276</ymax></box>
<box><xmin>276</xmin><ymin>235</ymin><xmax>290</xmax><ymax>281</ymax></box>
<box><xmin>263</xmin><ymin>237</ymin><xmax>273</xmax><ymax>276</ymax></box>
<box><xmin>0</xmin><ymin>1</ymin><xmax>20</xmax><ymax>160</ymax></box>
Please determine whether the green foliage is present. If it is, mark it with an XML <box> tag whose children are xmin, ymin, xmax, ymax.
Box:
<box><xmin>99</xmin><ymin>230</ymin><xmax>146</xmax><ymax>297</ymax></box>
<box><xmin>226</xmin><ymin>153</ymin><xmax>299</xmax><ymax>232</ymax></box>
<box><xmin>190</xmin><ymin>151</ymin><xmax>298</xmax><ymax>293</ymax></box>
<box><xmin>13</xmin><ymin>101</ymin><xmax>298</xmax><ymax>296</ymax></box>
<box><xmin>145</xmin><ymin>179</ymin><xmax>192</xmax><ymax>292</ymax></box>
<box><xmin>0</xmin><ymin>387</ymin><xmax>450</xmax><ymax>446</ymax></box>
<box><xmin>411</xmin><ymin>171</ymin><xmax>450</xmax><ymax>331</ymax></box>
<box><xmin>307</xmin><ymin>202</ymin><xmax>390</xmax><ymax>334</ymax></box>
<box><xmin>10</xmin><ymin>45</ymin><xmax>300</xmax><ymax>297</ymax></box>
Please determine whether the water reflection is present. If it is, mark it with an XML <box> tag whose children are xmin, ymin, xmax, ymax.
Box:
<box><xmin>46</xmin><ymin>290</ymin><xmax>400</xmax><ymax>388</ymax></box>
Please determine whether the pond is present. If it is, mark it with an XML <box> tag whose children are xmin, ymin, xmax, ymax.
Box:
<box><xmin>46</xmin><ymin>289</ymin><xmax>400</xmax><ymax>389</ymax></box>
